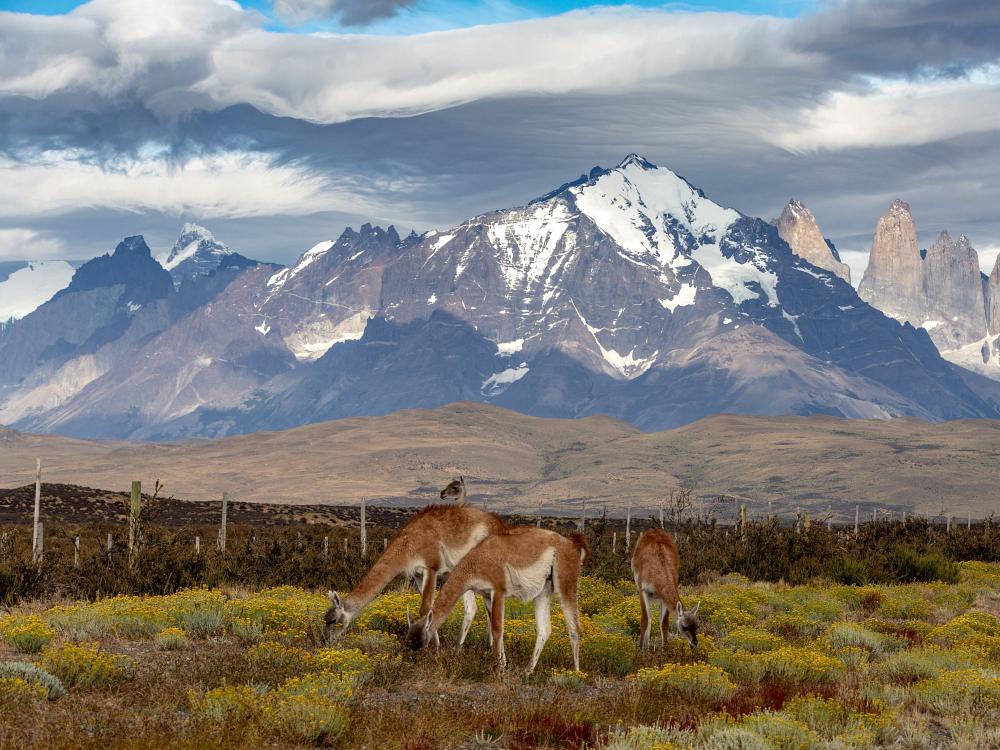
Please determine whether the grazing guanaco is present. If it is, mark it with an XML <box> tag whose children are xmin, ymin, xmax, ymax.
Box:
<box><xmin>631</xmin><ymin>528</ymin><xmax>700</xmax><ymax>649</ymax></box>
<box><xmin>405</xmin><ymin>527</ymin><xmax>589</xmax><ymax>674</ymax></box>
<box><xmin>439</xmin><ymin>476</ymin><xmax>467</xmax><ymax>505</ymax></box>
<box><xmin>325</xmin><ymin>501</ymin><xmax>506</xmax><ymax>643</ymax></box>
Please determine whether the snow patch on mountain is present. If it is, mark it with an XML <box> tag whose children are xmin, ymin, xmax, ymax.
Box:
<box><xmin>283</xmin><ymin>310</ymin><xmax>370</xmax><ymax>361</ymax></box>
<box><xmin>268</xmin><ymin>240</ymin><xmax>334</xmax><ymax>289</ymax></box>
<box><xmin>482</xmin><ymin>363</ymin><xmax>529</xmax><ymax>396</ymax></box>
<box><xmin>0</xmin><ymin>261</ymin><xmax>75</xmax><ymax>322</ymax></box>
<box><xmin>487</xmin><ymin>201</ymin><xmax>572</xmax><ymax>293</ymax></box>
<box><xmin>572</xmin><ymin>299</ymin><xmax>658</xmax><ymax>378</ymax></box>
<box><xmin>496</xmin><ymin>338</ymin><xmax>524</xmax><ymax>355</ymax></box>
<box><xmin>659</xmin><ymin>283</ymin><xmax>697</xmax><ymax>312</ymax></box>
<box><xmin>940</xmin><ymin>334</ymin><xmax>1000</xmax><ymax>380</ymax></box>
<box><xmin>692</xmin><ymin>242</ymin><xmax>779</xmax><ymax>306</ymax></box>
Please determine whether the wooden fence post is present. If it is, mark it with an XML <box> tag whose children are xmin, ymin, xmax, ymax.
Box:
<box><xmin>625</xmin><ymin>504</ymin><xmax>632</xmax><ymax>551</ymax></box>
<box><xmin>612</xmin><ymin>531</ymin><xmax>617</xmax><ymax>554</ymax></box>
<box><xmin>73</xmin><ymin>536</ymin><xmax>80</xmax><ymax>568</ymax></box>
<box><xmin>195</xmin><ymin>535</ymin><xmax>201</xmax><ymax>556</ymax></box>
<box><xmin>35</xmin><ymin>522</ymin><xmax>43</xmax><ymax>562</ymax></box>
<box><xmin>659</xmin><ymin>504</ymin><xmax>664</xmax><ymax>529</ymax></box>
<box><xmin>127</xmin><ymin>480</ymin><xmax>141</xmax><ymax>567</ymax></box>
<box><xmin>32</xmin><ymin>458</ymin><xmax>42</xmax><ymax>563</ymax></box>
<box><xmin>360</xmin><ymin>497</ymin><xmax>367</xmax><ymax>557</ymax></box>
<box><xmin>968</xmin><ymin>513</ymin><xmax>972</xmax><ymax>530</ymax></box>
<box><xmin>854</xmin><ymin>505</ymin><xmax>859</xmax><ymax>535</ymax></box>
<box><xmin>947</xmin><ymin>514</ymin><xmax>952</xmax><ymax>534</ymax></box>
<box><xmin>106</xmin><ymin>532</ymin><xmax>113</xmax><ymax>556</ymax></box>
<box><xmin>218</xmin><ymin>492</ymin><xmax>229</xmax><ymax>555</ymax></box>
<box><xmin>343</xmin><ymin>537</ymin><xmax>349</xmax><ymax>556</ymax></box>
<box><xmin>323</xmin><ymin>536</ymin><xmax>329</xmax><ymax>557</ymax></box>
<box><xmin>383</xmin><ymin>537</ymin><xmax>388</xmax><ymax>551</ymax></box>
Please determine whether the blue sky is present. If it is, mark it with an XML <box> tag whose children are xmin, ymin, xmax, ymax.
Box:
<box><xmin>0</xmin><ymin>0</ymin><xmax>999</xmax><ymax>276</ymax></box>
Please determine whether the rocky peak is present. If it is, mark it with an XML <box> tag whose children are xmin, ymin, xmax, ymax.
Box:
<box><xmin>54</xmin><ymin>235</ymin><xmax>173</xmax><ymax>306</ymax></box>
<box><xmin>160</xmin><ymin>223</ymin><xmax>236</xmax><ymax>286</ymax></box>
<box><xmin>775</xmin><ymin>199</ymin><xmax>851</xmax><ymax>282</ymax></box>
<box><xmin>858</xmin><ymin>199</ymin><xmax>923</xmax><ymax>324</ymax></box>
<box><xmin>921</xmin><ymin>230</ymin><xmax>987</xmax><ymax>348</ymax></box>
<box><xmin>987</xmin><ymin>253</ymin><xmax>1000</xmax><ymax>335</ymax></box>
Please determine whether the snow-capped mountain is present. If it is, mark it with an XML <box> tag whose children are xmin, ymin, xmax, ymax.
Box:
<box><xmin>0</xmin><ymin>260</ymin><xmax>76</xmax><ymax>324</ymax></box>
<box><xmin>156</xmin><ymin>223</ymin><xmax>255</xmax><ymax>287</ymax></box>
<box><xmin>2</xmin><ymin>156</ymin><xmax>999</xmax><ymax>439</ymax></box>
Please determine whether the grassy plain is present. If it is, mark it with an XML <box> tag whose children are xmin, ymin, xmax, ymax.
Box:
<box><xmin>2</xmin><ymin>561</ymin><xmax>999</xmax><ymax>749</ymax></box>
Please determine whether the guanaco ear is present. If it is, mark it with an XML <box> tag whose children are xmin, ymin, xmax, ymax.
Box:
<box><xmin>691</xmin><ymin>601</ymin><xmax>701</xmax><ymax>616</ymax></box>
<box><xmin>406</xmin><ymin>607</ymin><xmax>412</xmax><ymax>628</ymax></box>
<box><xmin>676</xmin><ymin>601</ymin><xmax>684</xmax><ymax>619</ymax></box>
<box><xmin>328</xmin><ymin>590</ymin><xmax>341</xmax><ymax>607</ymax></box>
<box><xmin>460</xmin><ymin>475</ymin><xmax>464</xmax><ymax>485</ymax></box>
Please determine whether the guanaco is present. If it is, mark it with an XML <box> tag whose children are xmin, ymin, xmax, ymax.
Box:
<box><xmin>325</xmin><ymin>502</ymin><xmax>506</xmax><ymax>643</ymax></box>
<box><xmin>405</xmin><ymin>527</ymin><xmax>589</xmax><ymax>674</ymax></box>
<box><xmin>631</xmin><ymin>528</ymin><xmax>700</xmax><ymax>649</ymax></box>
<box><xmin>440</xmin><ymin>476</ymin><xmax>467</xmax><ymax>505</ymax></box>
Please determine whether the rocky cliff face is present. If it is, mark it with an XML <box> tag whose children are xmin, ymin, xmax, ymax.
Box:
<box><xmin>858</xmin><ymin>200</ymin><xmax>924</xmax><ymax>324</ymax></box>
<box><xmin>920</xmin><ymin>231</ymin><xmax>987</xmax><ymax>350</ymax></box>
<box><xmin>988</xmin><ymin>255</ymin><xmax>1000</xmax><ymax>336</ymax></box>
<box><xmin>775</xmin><ymin>199</ymin><xmax>851</xmax><ymax>282</ymax></box>
<box><xmin>857</xmin><ymin>202</ymin><xmax>997</xmax><ymax>379</ymax></box>
<box><xmin>3</xmin><ymin>156</ymin><xmax>1000</xmax><ymax>438</ymax></box>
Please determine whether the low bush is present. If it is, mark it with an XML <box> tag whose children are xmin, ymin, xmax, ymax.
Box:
<box><xmin>0</xmin><ymin>615</ymin><xmax>55</xmax><ymax>653</ymax></box>
<box><xmin>40</xmin><ymin>642</ymin><xmax>134</xmax><ymax>688</ymax></box>
<box><xmin>0</xmin><ymin>661</ymin><xmax>66</xmax><ymax>699</ymax></box>
<box><xmin>632</xmin><ymin>663</ymin><xmax>736</xmax><ymax>706</ymax></box>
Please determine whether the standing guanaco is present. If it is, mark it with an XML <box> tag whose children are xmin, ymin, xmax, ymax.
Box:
<box><xmin>405</xmin><ymin>527</ymin><xmax>589</xmax><ymax>674</ymax></box>
<box><xmin>631</xmin><ymin>528</ymin><xmax>700</xmax><ymax>649</ymax></box>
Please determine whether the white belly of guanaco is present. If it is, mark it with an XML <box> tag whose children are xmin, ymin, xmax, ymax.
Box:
<box><xmin>504</xmin><ymin>548</ymin><xmax>556</xmax><ymax>600</ymax></box>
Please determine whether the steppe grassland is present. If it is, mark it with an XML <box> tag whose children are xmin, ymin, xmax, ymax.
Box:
<box><xmin>0</xmin><ymin>563</ymin><xmax>997</xmax><ymax>749</ymax></box>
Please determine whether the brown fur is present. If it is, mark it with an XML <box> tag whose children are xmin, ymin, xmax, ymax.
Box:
<box><xmin>408</xmin><ymin>526</ymin><xmax>588</xmax><ymax>673</ymax></box>
<box><xmin>325</xmin><ymin>504</ymin><xmax>506</xmax><ymax>639</ymax></box>
<box><xmin>631</xmin><ymin>528</ymin><xmax>698</xmax><ymax>649</ymax></box>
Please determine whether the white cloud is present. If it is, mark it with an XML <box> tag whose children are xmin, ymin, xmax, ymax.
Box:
<box><xmin>770</xmin><ymin>70</ymin><xmax>1000</xmax><ymax>152</ymax></box>
<box><xmin>0</xmin><ymin>2</ymin><xmax>802</xmax><ymax>124</ymax></box>
<box><xmin>0</xmin><ymin>228</ymin><xmax>67</xmax><ymax>260</ymax></box>
<box><xmin>0</xmin><ymin>149</ymin><xmax>373</xmax><ymax>219</ymax></box>
<box><xmin>979</xmin><ymin>245</ymin><xmax>1000</xmax><ymax>276</ymax></box>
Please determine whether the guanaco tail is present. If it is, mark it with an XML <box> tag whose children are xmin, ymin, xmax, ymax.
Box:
<box><xmin>406</xmin><ymin>526</ymin><xmax>589</xmax><ymax>674</ymax></box>
<box><xmin>631</xmin><ymin>528</ymin><xmax>700</xmax><ymax>649</ymax></box>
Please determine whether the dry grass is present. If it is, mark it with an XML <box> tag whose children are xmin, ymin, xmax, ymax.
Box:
<box><xmin>2</xmin><ymin>402</ymin><xmax>1000</xmax><ymax>518</ymax></box>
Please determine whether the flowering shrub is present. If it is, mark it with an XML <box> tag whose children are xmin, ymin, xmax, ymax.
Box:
<box><xmin>711</xmin><ymin>646</ymin><xmax>845</xmax><ymax>688</ymax></box>
<box><xmin>825</xmin><ymin>622</ymin><xmax>902</xmax><ymax>655</ymax></box>
<box><xmin>45</xmin><ymin>589</ymin><xmax>226</xmax><ymax>639</ymax></box>
<box><xmin>783</xmin><ymin>694</ymin><xmax>896</xmax><ymax>745</ymax></box>
<box><xmin>263</xmin><ymin>693</ymin><xmax>350</xmax><ymax>747</ymax></box>
<box><xmin>40</xmin><ymin>642</ymin><xmax>134</xmax><ymax>688</ymax></box>
<box><xmin>0</xmin><ymin>661</ymin><xmax>66</xmax><ymax>699</ymax></box>
<box><xmin>737</xmin><ymin>711</ymin><xmax>819</xmax><ymax>750</ymax></box>
<box><xmin>581</xmin><ymin>631</ymin><xmax>636</xmax><ymax>676</ymax></box>
<box><xmin>154</xmin><ymin>627</ymin><xmax>189</xmax><ymax>651</ymax></box>
<box><xmin>224</xmin><ymin>586</ymin><xmax>328</xmax><ymax>642</ymax></box>
<box><xmin>247</xmin><ymin>641</ymin><xmax>312</xmax><ymax>677</ymax></box>
<box><xmin>0</xmin><ymin>676</ymin><xmax>46</xmax><ymax>704</ymax></box>
<box><xmin>723</xmin><ymin>627</ymin><xmax>784</xmax><ymax>654</ymax></box>
<box><xmin>188</xmin><ymin>684</ymin><xmax>264</xmax><ymax>723</ymax></box>
<box><xmin>0</xmin><ymin>615</ymin><xmax>55</xmax><ymax>654</ymax></box>
<box><xmin>351</xmin><ymin>591</ymin><xmax>421</xmax><ymax>636</ymax></box>
<box><xmin>873</xmin><ymin>647</ymin><xmax>972</xmax><ymax>683</ymax></box>
<box><xmin>311</xmin><ymin>647</ymin><xmax>376</xmax><ymax>685</ymax></box>
<box><xmin>548</xmin><ymin>668</ymin><xmax>586</xmax><ymax>690</ymax></box>
<box><xmin>632</xmin><ymin>663</ymin><xmax>736</xmax><ymax>705</ymax></box>
<box><xmin>578</xmin><ymin>576</ymin><xmax>624</xmax><ymax>615</ymax></box>
<box><xmin>914</xmin><ymin>668</ymin><xmax>1000</xmax><ymax>718</ymax></box>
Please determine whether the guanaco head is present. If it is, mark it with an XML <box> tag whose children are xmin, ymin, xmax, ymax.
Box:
<box><xmin>440</xmin><ymin>476</ymin><xmax>466</xmax><ymax>504</ymax></box>
<box><xmin>404</xmin><ymin>607</ymin><xmax>435</xmax><ymax>650</ymax></box>
<box><xmin>676</xmin><ymin>600</ymin><xmax>701</xmax><ymax>649</ymax></box>
<box><xmin>324</xmin><ymin>590</ymin><xmax>352</xmax><ymax>642</ymax></box>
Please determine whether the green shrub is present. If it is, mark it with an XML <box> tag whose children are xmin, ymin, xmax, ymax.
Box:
<box><xmin>888</xmin><ymin>548</ymin><xmax>959</xmax><ymax>583</ymax></box>
<box><xmin>0</xmin><ymin>661</ymin><xmax>65</xmax><ymax>699</ymax></box>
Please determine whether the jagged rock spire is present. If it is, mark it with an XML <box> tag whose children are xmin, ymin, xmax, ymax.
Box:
<box><xmin>775</xmin><ymin>199</ymin><xmax>851</xmax><ymax>282</ymax></box>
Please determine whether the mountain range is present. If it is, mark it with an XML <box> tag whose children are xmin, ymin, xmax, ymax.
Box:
<box><xmin>2</xmin><ymin>155</ymin><xmax>999</xmax><ymax>439</ymax></box>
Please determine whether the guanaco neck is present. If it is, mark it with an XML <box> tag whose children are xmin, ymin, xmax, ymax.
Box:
<box><xmin>456</xmin><ymin>484</ymin><xmax>467</xmax><ymax>505</ymax></box>
<box><xmin>428</xmin><ymin>564</ymin><xmax>478</xmax><ymax>630</ymax></box>
<box><xmin>343</xmin><ymin>543</ymin><xmax>413</xmax><ymax>614</ymax></box>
